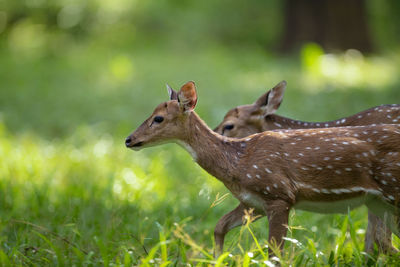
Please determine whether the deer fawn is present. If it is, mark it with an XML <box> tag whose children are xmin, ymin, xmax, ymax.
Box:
<box><xmin>125</xmin><ymin>81</ymin><xmax>400</xmax><ymax>257</ymax></box>
<box><xmin>214</xmin><ymin>81</ymin><xmax>400</xmax><ymax>254</ymax></box>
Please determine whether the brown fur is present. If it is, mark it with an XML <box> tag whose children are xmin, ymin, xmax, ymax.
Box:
<box><xmin>126</xmin><ymin>81</ymin><xmax>400</xmax><ymax>257</ymax></box>
<box><xmin>214</xmin><ymin>81</ymin><xmax>400</xmax><ymax>139</ymax></box>
<box><xmin>214</xmin><ymin>81</ymin><xmax>400</xmax><ymax>254</ymax></box>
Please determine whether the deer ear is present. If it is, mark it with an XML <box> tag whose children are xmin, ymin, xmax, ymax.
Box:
<box><xmin>167</xmin><ymin>84</ymin><xmax>178</xmax><ymax>100</ymax></box>
<box><xmin>254</xmin><ymin>80</ymin><xmax>286</xmax><ymax>115</ymax></box>
<box><xmin>178</xmin><ymin>81</ymin><xmax>197</xmax><ymax>112</ymax></box>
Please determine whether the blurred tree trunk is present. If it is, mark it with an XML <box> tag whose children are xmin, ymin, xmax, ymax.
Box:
<box><xmin>281</xmin><ymin>0</ymin><xmax>373</xmax><ymax>53</ymax></box>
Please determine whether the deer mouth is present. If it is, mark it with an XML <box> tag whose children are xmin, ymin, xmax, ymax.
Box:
<box><xmin>126</xmin><ymin>141</ymin><xmax>144</xmax><ymax>150</ymax></box>
<box><xmin>132</xmin><ymin>141</ymin><xmax>143</xmax><ymax>148</ymax></box>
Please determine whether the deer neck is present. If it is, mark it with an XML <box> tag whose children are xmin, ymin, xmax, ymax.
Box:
<box><xmin>263</xmin><ymin>114</ymin><xmax>341</xmax><ymax>130</ymax></box>
<box><xmin>176</xmin><ymin>112</ymin><xmax>242</xmax><ymax>183</ymax></box>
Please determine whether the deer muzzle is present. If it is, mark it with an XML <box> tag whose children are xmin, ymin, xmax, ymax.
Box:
<box><xmin>125</xmin><ymin>136</ymin><xmax>143</xmax><ymax>150</ymax></box>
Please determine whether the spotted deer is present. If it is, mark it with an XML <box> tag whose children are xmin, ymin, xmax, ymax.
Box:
<box><xmin>125</xmin><ymin>81</ymin><xmax>400</xmax><ymax>257</ymax></box>
<box><xmin>214</xmin><ymin>81</ymin><xmax>400</xmax><ymax>254</ymax></box>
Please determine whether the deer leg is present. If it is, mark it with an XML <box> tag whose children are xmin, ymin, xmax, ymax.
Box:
<box><xmin>264</xmin><ymin>200</ymin><xmax>290</xmax><ymax>256</ymax></box>
<box><xmin>366</xmin><ymin>196</ymin><xmax>400</xmax><ymax>253</ymax></box>
<box><xmin>214</xmin><ymin>203</ymin><xmax>264</xmax><ymax>257</ymax></box>
<box><xmin>365</xmin><ymin>211</ymin><xmax>396</xmax><ymax>254</ymax></box>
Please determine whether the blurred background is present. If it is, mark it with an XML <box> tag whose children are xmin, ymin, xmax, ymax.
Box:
<box><xmin>1</xmin><ymin>0</ymin><xmax>400</xmax><ymax>137</ymax></box>
<box><xmin>1</xmin><ymin>0</ymin><xmax>400</xmax><ymax>265</ymax></box>
<box><xmin>1</xmin><ymin>0</ymin><xmax>400</xmax><ymax>136</ymax></box>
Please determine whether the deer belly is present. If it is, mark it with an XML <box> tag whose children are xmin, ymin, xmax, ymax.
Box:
<box><xmin>294</xmin><ymin>196</ymin><xmax>367</xmax><ymax>214</ymax></box>
<box><xmin>237</xmin><ymin>192</ymin><xmax>265</xmax><ymax>212</ymax></box>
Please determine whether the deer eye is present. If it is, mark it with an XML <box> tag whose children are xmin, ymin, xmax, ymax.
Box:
<box><xmin>223</xmin><ymin>124</ymin><xmax>234</xmax><ymax>131</ymax></box>
<box><xmin>153</xmin><ymin>116</ymin><xmax>164</xmax><ymax>123</ymax></box>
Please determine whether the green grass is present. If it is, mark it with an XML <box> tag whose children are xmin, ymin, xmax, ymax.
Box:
<box><xmin>1</xmin><ymin>40</ymin><xmax>400</xmax><ymax>266</ymax></box>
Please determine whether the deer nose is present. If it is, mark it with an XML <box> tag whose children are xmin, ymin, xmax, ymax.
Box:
<box><xmin>125</xmin><ymin>137</ymin><xmax>132</xmax><ymax>147</ymax></box>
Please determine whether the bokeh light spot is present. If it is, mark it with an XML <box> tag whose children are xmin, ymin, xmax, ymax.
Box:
<box><xmin>109</xmin><ymin>55</ymin><xmax>134</xmax><ymax>83</ymax></box>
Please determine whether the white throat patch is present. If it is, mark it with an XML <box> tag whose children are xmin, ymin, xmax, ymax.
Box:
<box><xmin>176</xmin><ymin>141</ymin><xmax>198</xmax><ymax>161</ymax></box>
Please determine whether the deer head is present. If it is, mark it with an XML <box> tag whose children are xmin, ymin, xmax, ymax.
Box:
<box><xmin>214</xmin><ymin>81</ymin><xmax>286</xmax><ymax>137</ymax></box>
<box><xmin>125</xmin><ymin>81</ymin><xmax>198</xmax><ymax>150</ymax></box>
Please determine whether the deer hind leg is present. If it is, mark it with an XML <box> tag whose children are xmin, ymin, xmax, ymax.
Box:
<box><xmin>365</xmin><ymin>211</ymin><xmax>397</xmax><ymax>254</ymax></box>
<box><xmin>366</xmin><ymin>195</ymin><xmax>400</xmax><ymax>253</ymax></box>
<box><xmin>214</xmin><ymin>203</ymin><xmax>264</xmax><ymax>257</ymax></box>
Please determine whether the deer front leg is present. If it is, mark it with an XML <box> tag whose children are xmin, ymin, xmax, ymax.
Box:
<box><xmin>265</xmin><ymin>200</ymin><xmax>290</xmax><ymax>256</ymax></box>
<box><xmin>214</xmin><ymin>203</ymin><xmax>264</xmax><ymax>257</ymax></box>
<box><xmin>365</xmin><ymin>211</ymin><xmax>397</xmax><ymax>254</ymax></box>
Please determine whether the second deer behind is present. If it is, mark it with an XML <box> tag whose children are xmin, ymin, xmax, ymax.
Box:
<box><xmin>214</xmin><ymin>81</ymin><xmax>400</xmax><ymax>255</ymax></box>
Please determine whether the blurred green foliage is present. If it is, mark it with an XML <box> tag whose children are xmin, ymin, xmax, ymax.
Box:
<box><xmin>0</xmin><ymin>0</ymin><xmax>400</xmax><ymax>265</ymax></box>
<box><xmin>1</xmin><ymin>0</ymin><xmax>283</xmax><ymax>50</ymax></box>
<box><xmin>1</xmin><ymin>0</ymin><xmax>400</xmax><ymax>53</ymax></box>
